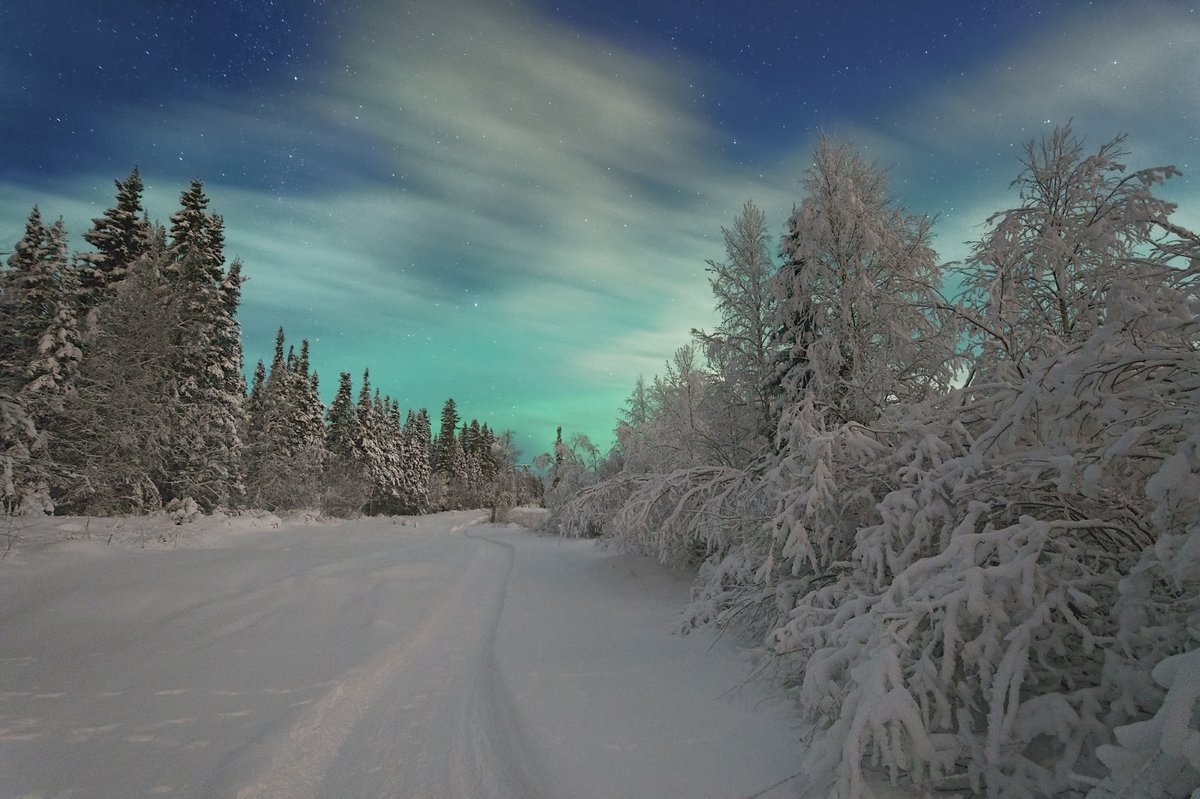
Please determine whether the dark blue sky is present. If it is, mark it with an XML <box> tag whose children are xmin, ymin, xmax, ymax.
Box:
<box><xmin>3</xmin><ymin>0</ymin><xmax>1197</xmax><ymax>458</ymax></box>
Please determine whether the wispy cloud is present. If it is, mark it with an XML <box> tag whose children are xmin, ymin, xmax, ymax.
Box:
<box><xmin>903</xmin><ymin>5</ymin><xmax>1200</xmax><ymax>154</ymax></box>
<box><xmin>6</xmin><ymin>0</ymin><xmax>1195</xmax><ymax>457</ymax></box>
<box><xmin>272</xmin><ymin>0</ymin><xmax>801</xmax><ymax>444</ymax></box>
<box><xmin>818</xmin><ymin>3</ymin><xmax>1200</xmax><ymax>263</ymax></box>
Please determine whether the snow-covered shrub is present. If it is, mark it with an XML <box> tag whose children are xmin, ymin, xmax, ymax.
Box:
<box><xmin>549</xmin><ymin>472</ymin><xmax>641</xmax><ymax>538</ymax></box>
<box><xmin>766</xmin><ymin>396</ymin><xmax>898</xmax><ymax>578</ymax></box>
<box><xmin>167</xmin><ymin>496</ymin><xmax>201</xmax><ymax>525</ymax></box>
<box><xmin>320</xmin><ymin>463</ymin><xmax>372</xmax><ymax>518</ymax></box>
<box><xmin>608</xmin><ymin>465</ymin><xmax>766</xmax><ymax>566</ymax></box>
<box><xmin>1086</xmin><ymin>647</ymin><xmax>1200</xmax><ymax>798</ymax></box>
<box><xmin>778</xmin><ymin>281</ymin><xmax>1200</xmax><ymax>798</ymax></box>
<box><xmin>1084</xmin><ymin>527</ymin><xmax>1200</xmax><ymax>799</ymax></box>
<box><xmin>538</xmin><ymin>430</ymin><xmax>605</xmax><ymax>526</ymax></box>
<box><xmin>1082</xmin><ymin>515</ymin><xmax>1200</xmax><ymax>797</ymax></box>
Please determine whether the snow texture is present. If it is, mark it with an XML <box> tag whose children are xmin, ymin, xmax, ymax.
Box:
<box><xmin>0</xmin><ymin>510</ymin><xmax>804</xmax><ymax>798</ymax></box>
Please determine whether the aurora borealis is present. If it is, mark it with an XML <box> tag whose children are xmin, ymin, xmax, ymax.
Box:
<box><xmin>3</xmin><ymin>0</ymin><xmax>1197</xmax><ymax>458</ymax></box>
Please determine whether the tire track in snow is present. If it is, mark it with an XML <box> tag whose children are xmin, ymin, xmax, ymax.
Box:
<box><xmin>454</xmin><ymin>527</ymin><xmax>550</xmax><ymax>799</ymax></box>
<box><xmin>236</xmin><ymin>516</ymin><xmax>547</xmax><ymax>799</ymax></box>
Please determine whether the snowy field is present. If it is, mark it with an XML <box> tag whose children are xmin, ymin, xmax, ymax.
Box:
<box><xmin>0</xmin><ymin>510</ymin><xmax>804</xmax><ymax>798</ymax></box>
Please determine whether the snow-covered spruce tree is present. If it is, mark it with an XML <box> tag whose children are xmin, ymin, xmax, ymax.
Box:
<box><xmin>442</xmin><ymin>437</ymin><xmax>471</xmax><ymax>510</ymax></box>
<box><xmin>322</xmin><ymin>371</ymin><xmax>371</xmax><ymax>516</ymax></box>
<box><xmin>77</xmin><ymin>167</ymin><xmax>151</xmax><ymax>310</ymax></box>
<box><xmin>460</xmin><ymin>418</ymin><xmax>477</xmax><ymax>462</ymax></box>
<box><xmin>479</xmin><ymin>423</ymin><xmax>501</xmax><ymax>482</ymax></box>
<box><xmin>770</xmin><ymin>136</ymin><xmax>957</xmax><ymax>428</ymax></box>
<box><xmin>2</xmin><ymin>210</ymin><xmax>56</xmax><ymax>371</ymax></box>
<box><xmin>243</xmin><ymin>331</ymin><xmax>326</xmax><ymax>511</ymax></box>
<box><xmin>407</xmin><ymin>407</ymin><xmax>433</xmax><ymax>460</ymax></box>
<box><xmin>464</xmin><ymin>419</ymin><xmax>498</xmax><ymax>485</ymax></box>
<box><xmin>216</xmin><ymin>260</ymin><xmax>247</xmax><ymax>504</ymax></box>
<box><xmin>2</xmin><ymin>211</ymin><xmax>83</xmax><ymax>418</ymax></box>
<box><xmin>679</xmin><ymin>140</ymin><xmax>959</xmax><ymax>634</ymax></box>
<box><xmin>317</xmin><ymin>370</ymin><xmax>427</xmax><ymax>516</ymax></box>
<box><xmin>357</xmin><ymin>383</ymin><xmax>386</xmax><ymax>513</ymax></box>
<box><xmin>448</xmin><ymin>419</ymin><xmax>477</xmax><ymax>508</ymax></box>
<box><xmin>402</xmin><ymin>408</ymin><xmax>432</xmax><ymax>512</ymax></box>
<box><xmin>541</xmin><ymin>429</ymin><xmax>627</xmax><ymax>536</ymax></box>
<box><xmin>293</xmin><ymin>342</ymin><xmax>329</xmax><ymax>505</ymax></box>
<box><xmin>358</xmin><ymin>381</ymin><xmax>408</xmax><ymax>515</ymax></box>
<box><xmin>155</xmin><ymin>180</ymin><xmax>245</xmax><ymax>510</ymax></box>
<box><xmin>464</xmin><ymin>446</ymin><xmax>485</xmax><ymax>506</ymax></box>
<box><xmin>246</xmin><ymin>358</ymin><xmax>267</xmax><ymax>435</ymax></box>
<box><xmin>431</xmin><ymin>396</ymin><xmax>460</xmax><ymax>478</ymax></box>
<box><xmin>428</xmin><ymin>397</ymin><xmax>465</xmax><ymax>510</ymax></box>
<box><xmin>443</xmin><ymin>423</ymin><xmax>472</xmax><ymax>510</ymax></box>
<box><xmin>0</xmin><ymin>209</ymin><xmax>83</xmax><ymax>512</ymax></box>
<box><xmin>249</xmin><ymin>332</ymin><xmax>295</xmax><ymax>504</ymax></box>
<box><xmin>387</xmin><ymin>404</ymin><xmax>427</xmax><ymax>515</ymax></box>
<box><xmin>773</xmin><ymin>129</ymin><xmax>1200</xmax><ymax>798</ymax></box>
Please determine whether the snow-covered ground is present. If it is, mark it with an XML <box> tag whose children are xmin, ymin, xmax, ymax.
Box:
<box><xmin>0</xmin><ymin>510</ymin><xmax>804</xmax><ymax>798</ymax></box>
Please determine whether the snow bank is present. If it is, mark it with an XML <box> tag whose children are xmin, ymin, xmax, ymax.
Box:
<box><xmin>0</xmin><ymin>509</ymin><xmax>337</xmax><ymax>564</ymax></box>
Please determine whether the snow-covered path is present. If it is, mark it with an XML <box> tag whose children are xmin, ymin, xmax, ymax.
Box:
<box><xmin>0</xmin><ymin>512</ymin><xmax>803</xmax><ymax>798</ymax></box>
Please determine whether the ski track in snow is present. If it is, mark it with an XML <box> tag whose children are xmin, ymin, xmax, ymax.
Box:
<box><xmin>0</xmin><ymin>510</ymin><xmax>804</xmax><ymax>798</ymax></box>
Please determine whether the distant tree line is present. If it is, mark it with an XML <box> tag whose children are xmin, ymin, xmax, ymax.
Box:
<box><xmin>0</xmin><ymin>168</ymin><xmax>539</xmax><ymax>518</ymax></box>
<box><xmin>540</xmin><ymin>127</ymin><xmax>1200</xmax><ymax>798</ymax></box>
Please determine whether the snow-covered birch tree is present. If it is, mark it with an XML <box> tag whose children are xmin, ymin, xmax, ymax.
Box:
<box><xmin>693</xmin><ymin>200</ymin><xmax>776</xmax><ymax>454</ymax></box>
<box><xmin>956</xmin><ymin>124</ymin><xmax>1192</xmax><ymax>381</ymax></box>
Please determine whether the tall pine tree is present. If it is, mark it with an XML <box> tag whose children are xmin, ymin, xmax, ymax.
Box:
<box><xmin>244</xmin><ymin>330</ymin><xmax>326</xmax><ymax>511</ymax></box>
<box><xmin>433</xmin><ymin>397</ymin><xmax>459</xmax><ymax>474</ymax></box>
<box><xmin>401</xmin><ymin>409</ymin><xmax>432</xmax><ymax>513</ymax></box>
<box><xmin>0</xmin><ymin>209</ymin><xmax>82</xmax><ymax>512</ymax></box>
<box><xmin>322</xmin><ymin>371</ymin><xmax>370</xmax><ymax>516</ymax></box>
<box><xmin>159</xmin><ymin>179</ymin><xmax>245</xmax><ymax>509</ymax></box>
<box><xmin>78</xmin><ymin>167</ymin><xmax>151</xmax><ymax>309</ymax></box>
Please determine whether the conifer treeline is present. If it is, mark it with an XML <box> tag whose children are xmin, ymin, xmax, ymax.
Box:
<box><xmin>0</xmin><ymin>168</ymin><xmax>538</xmax><ymax>517</ymax></box>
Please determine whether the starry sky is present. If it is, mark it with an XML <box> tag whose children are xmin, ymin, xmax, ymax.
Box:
<box><xmin>3</xmin><ymin>0</ymin><xmax>1198</xmax><ymax>460</ymax></box>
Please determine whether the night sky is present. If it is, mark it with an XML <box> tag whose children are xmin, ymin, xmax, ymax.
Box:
<box><xmin>3</xmin><ymin>0</ymin><xmax>1197</xmax><ymax>459</ymax></box>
